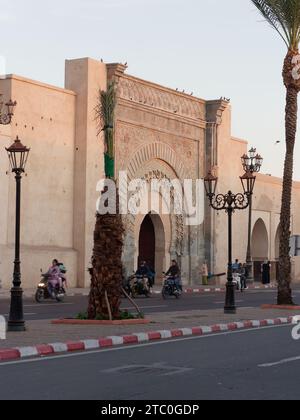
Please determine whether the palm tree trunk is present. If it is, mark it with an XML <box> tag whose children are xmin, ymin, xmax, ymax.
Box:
<box><xmin>88</xmin><ymin>209</ymin><xmax>124</xmax><ymax>319</ymax></box>
<box><xmin>277</xmin><ymin>85</ymin><xmax>297</xmax><ymax>305</ymax></box>
<box><xmin>89</xmin><ymin>82</ymin><xmax>122</xmax><ymax>319</ymax></box>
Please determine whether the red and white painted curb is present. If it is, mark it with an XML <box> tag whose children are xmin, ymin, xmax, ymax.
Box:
<box><xmin>0</xmin><ymin>316</ymin><xmax>294</xmax><ymax>362</ymax></box>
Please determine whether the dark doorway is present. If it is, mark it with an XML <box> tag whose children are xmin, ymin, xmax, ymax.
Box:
<box><xmin>138</xmin><ymin>214</ymin><xmax>155</xmax><ymax>269</ymax></box>
<box><xmin>253</xmin><ymin>261</ymin><xmax>263</xmax><ymax>283</ymax></box>
<box><xmin>252</xmin><ymin>219</ymin><xmax>269</xmax><ymax>282</ymax></box>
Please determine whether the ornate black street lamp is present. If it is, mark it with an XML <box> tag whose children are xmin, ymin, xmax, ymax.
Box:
<box><xmin>204</xmin><ymin>170</ymin><xmax>256</xmax><ymax>314</ymax></box>
<box><xmin>241</xmin><ymin>148</ymin><xmax>263</xmax><ymax>282</ymax></box>
<box><xmin>6</xmin><ymin>136</ymin><xmax>30</xmax><ymax>332</ymax></box>
<box><xmin>0</xmin><ymin>96</ymin><xmax>17</xmax><ymax>125</ymax></box>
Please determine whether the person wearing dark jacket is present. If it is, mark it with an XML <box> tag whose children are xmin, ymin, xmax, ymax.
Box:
<box><xmin>166</xmin><ymin>260</ymin><xmax>182</xmax><ymax>291</ymax></box>
<box><xmin>261</xmin><ymin>260</ymin><xmax>271</xmax><ymax>284</ymax></box>
<box><xmin>136</xmin><ymin>261</ymin><xmax>150</xmax><ymax>277</ymax></box>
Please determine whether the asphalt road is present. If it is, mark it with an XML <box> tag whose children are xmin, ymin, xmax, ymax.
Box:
<box><xmin>0</xmin><ymin>324</ymin><xmax>300</xmax><ymax>400</ymax></box>
<box><xmin>0</xmin><ymin>288</ymin><xmax>299</xmax><ymax>321</ymax></box>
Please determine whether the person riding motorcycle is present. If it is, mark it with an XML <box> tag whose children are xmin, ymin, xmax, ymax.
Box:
<box><xmin>147</xmin><ymin>265</ymin><xmax>156</xmax><ymax>288</ymax></box>
<box><xmin>135</xmin><ymin>261</ymin><xmax>150</xmax><ymax>277</ymax></box>
<box><xmin>47</xmin><ymin>259</ymin><xmax>62</xmax><ymax>298</ymax></box>
<box><xmin>134</xmin><ymin>261</ymin><xmax>152</xmax><ymax>292</ymax></box>
<box><xmin>57</xmin><ymin>261</ymin><xmax>68</xmax><ymax>288</ymax></box>
<box><xmin>165</xmin><ymin>260</ymin><xmax>182</xmax><ymax>292</ymax></box>
<box><xmin>136</xmin><ymin>261</ymin><xmax>153</xmax><ymax>281</ymax></box>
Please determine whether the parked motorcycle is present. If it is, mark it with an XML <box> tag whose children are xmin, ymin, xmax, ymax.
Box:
<box><xmin>125</xmin><ymin>273</ymin><xmax>151</xmax><ymax>298</ymax></box>
<box><xmin>162</xmin><ymin>274</ymin><xmax>182</xmax><ymax>299</ymax></box>
<box><xmin>35</xmin><ymin>271</ymin><xmax>66</xmax><ymax>303</ymax></box>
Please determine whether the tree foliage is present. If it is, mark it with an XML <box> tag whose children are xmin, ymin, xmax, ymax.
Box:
<box><xmin>252</xmin><ymin>0</ymin><xmax>300</xmax><ymax>50</ymax></box>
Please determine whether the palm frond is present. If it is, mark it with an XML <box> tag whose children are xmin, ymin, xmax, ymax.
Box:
<box><xmin>251</xmin><ymin>0</ymin><xmax>300</xmax><ymax>50</ymax></box>
<box><xmin>95</xmin><ymin>82</ymin><xmax>116</xmax><ymax>135</ymax></box>
<box><xmin>95</xmin><ymin>82</ymin><xmax>116</xmax><ymax>159</ymax></box>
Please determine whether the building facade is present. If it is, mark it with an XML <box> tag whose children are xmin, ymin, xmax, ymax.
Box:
<box><xmin>0</xmin><ymin>57</ymin><xmax>299</xmax><ymax>289</ymax></box>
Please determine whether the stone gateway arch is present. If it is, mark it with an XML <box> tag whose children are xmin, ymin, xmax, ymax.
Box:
<box><xmin>120</xmin><ymin>142</ymin><xmax>199</xmax><ymax>284</ymax></box>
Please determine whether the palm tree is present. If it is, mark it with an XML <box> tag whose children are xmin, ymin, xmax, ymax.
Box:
<box><xmin>251</xmin><ymin>0</ymin><xmax>300</xmax><ymax>304</ymax></box>
<box><xmin>95</xmin><ymin>81</ymin><xmax>116</xmax><ymax>178</ymax></box>
<box><xmin>88</xmin><ymin>82</ymin><xmax>124</xmax><ymax>320</ymax></box>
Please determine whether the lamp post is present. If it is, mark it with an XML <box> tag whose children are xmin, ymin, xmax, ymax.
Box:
<box><xmin>204</xmin><ymin>170</ymin><xmax>256</xmax><ymax>314</ymax></box>
<box><xmin>241</xmin><ymin>148</ymin><xmax>263</xmax><ymax>282</ymax></box>
<box><xmin>0</xmin><ymin>97</ymin><xmax>17</xmax><ymax>125</ymax></box>
<box><xmin>6</xmin><ymin>136</ymin><xmax>30</xmax><ymax>332</ymax></box>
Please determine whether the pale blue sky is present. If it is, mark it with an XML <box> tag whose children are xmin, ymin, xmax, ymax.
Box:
<box><xmin>0</xmin><ymin>0</ymin><xmax>299</xmax><ymax>180</ymax></box>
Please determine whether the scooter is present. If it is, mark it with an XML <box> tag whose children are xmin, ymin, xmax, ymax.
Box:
<box><xmin>162</xmin><ymin>274</ymin><xmax>182</xmax><ymax>299</ymax></box>
<box><xmin>35</xmin><ymin>270</ymin><xmax>66</xmax><ymax>303</ymax></box>
<box><xmin>125</xmin><ymin>273</ymin><xmax>151</xmax><ymax>298</ymax></box>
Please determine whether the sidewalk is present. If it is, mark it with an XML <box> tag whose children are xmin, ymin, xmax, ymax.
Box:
<box><xmin>0</xmin><ymin>288</ymin><xmax>90</xmax><ymax>299</ymax></box>
<box><xmin>0</xmin><ymin>307</ymin><xmax>298</xmax><ymax>356</ymax></box>
<box><xmin>0</xmin><ymin>283</ymin><xmax>277</xmax><ymax>299</ymax></box>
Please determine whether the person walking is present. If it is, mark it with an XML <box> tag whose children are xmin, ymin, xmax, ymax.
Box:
<box><xmin>240</xmin><ymin>263</ymin><xmax>248</xmax><ymax>291</ymax></box>
<box><xmin>201</xmin><ymin>261</ymin><xmax>209</xmax><ymax>286</ymax></box>
<box><xmin>261</xmin><ymin>260</ymin><xmax>271</xmax><ymax>285</ymax></box>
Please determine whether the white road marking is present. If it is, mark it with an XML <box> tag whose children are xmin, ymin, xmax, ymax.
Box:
<box><xmin>250</xmin><ymin>290</ymin><xmax>277</xmax><ymax>294</ymax></box>
<box><xmin>214</xmin><ymin>300</ymin><xmax>244</xmax><ymax>304</ymax></box>
<box><xmin>121</xmin><ymin>305</ymin><xmax>167</xmax><ymax>310</ymax></box>
<box><xmin>0</xmin><ymin>323</ymin><xmax>291</xmax><ymax>367</ymax></box>
<box><xmin>3</xmin><ymin>313</ymin><xmax>36</xmax><ymax>316</ymax></box>
<box><xmin>24</xmin><ymin>303</ymin><xmax>74</xmax><ymax>308</ymax></box>
<box><xmin>259</xmin><ymin>356</ymin><xmax>300</xmax><ymax>368</ymax></box>
<box><xmin>239</xmin><ymin>307</ymin><xmax>256</xmax><ymax>309</ymax></box>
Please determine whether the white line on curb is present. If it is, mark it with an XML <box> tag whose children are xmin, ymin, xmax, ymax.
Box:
<box><xmin>82</xmin><ymin>340</ymin><xmax>99</xmax><ymax>350</ymax></box>
<box><xmin>158</xmin><ymin>330</ymin><xmax>172</xmax><ymax>339</ymax></box>
<box><xmin>0</xmin><ymin>324</ymin><xmax>291</xmax><ymax>367</ymax></box>
<box><xmin>50</xmin><ymin>343</ymin><xmax>68</xmax><ymax>353</ymax></box>
<box><xmin>16</xmin><ymin>347</ymin><xmax>39</xmax><ymax>358</ymax></box>
<box><xmin>107</xmin><ymin>336</ymin><xmax>124</xmax><ymax>346</ymax></box>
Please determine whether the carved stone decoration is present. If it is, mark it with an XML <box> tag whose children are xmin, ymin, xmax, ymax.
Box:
<box><xmin>122</xmin><ymin>213</ymin><xmax>135</xmax><ymax>235</ymax></box>
<box><xmin>122</xmin><ymin>167</ymin><xmax>185</xmax><ymax>257</ymax></box>
<box><xmin>118</xmin><ymin>76</ymin><xmax>205</xmax><ymax>121</ymax></box>
<box><xmin>115</xmin><ymin>124</ymin><xmax>195</xmax><ymax>180</ymax></box>
<box><xmin>175</xmin><ymin>215</ymin><xmax>184</xmax><ymax>255</ymax></box>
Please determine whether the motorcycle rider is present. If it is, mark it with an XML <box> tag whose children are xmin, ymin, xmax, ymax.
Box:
<box><xmin>135</xmin><ymin>261</ymin><xmax>152</xmax><ymax>291</ymax></box>
<box><xmin>57</xmin><ymin>261</ymin><xmax>68</xmax><ymax>288</ymax></box>
<box><xmin>136</xmin><ymin>261</ymin><xmax>149</xmax><ymax>276</ymax></box>
<box><xmin>47</xmin><ymin>259</ymin><xmax>62</xmax><ymax>298</ymax></box>
<box><xmin>147</xmin><ymin>265</ymin><xmax>156</xmax><ymax>288</ymax></box>
<box><xmin>165</xmin><ymin>260</ymin><xmax>182</xmax><ymax>292</ymax></box>
<box><xmin>136</xmin><ymin>261</ymin><xmax>155</xmax><ymax>288</ymax></box>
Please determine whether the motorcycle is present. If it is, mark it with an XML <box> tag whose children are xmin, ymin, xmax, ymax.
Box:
<box><xmin>125</xmin><ymin>273</ymin><xmax>151</xmax><ymax>298</ymax></box>
<box><xmin>35</xmin><ymin>271</ymin><xmax>66</xmax><ymax>303</ymax></box>
<box><xmin>232</xmin><ymin>272</ymin><xmax>241</xmax><ymax>291</ymax></box>
<box><xmin>162</xmin><ymin>274</ymin><xmax>182</xmax><ymax>299</ymax></box>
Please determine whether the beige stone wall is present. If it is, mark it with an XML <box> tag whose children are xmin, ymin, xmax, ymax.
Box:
<box><xmin>0</xmin><ymin>59</ymin><xmax>108</xmax><ymax>289</ymax></box>
<box><xmin>65</xmin><ymin>58</ymin><xmax>106</xmax><ymax>287</ymax></box>
<box><xmin>0</xmin><ymin>75</ymin><xmax>78</xmax><ymax>288</ymax></box>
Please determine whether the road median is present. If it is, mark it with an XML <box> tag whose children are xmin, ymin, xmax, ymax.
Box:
<box><xmin>0</xmin><ymin>307</ymin><xmax>298</xmax><ymax>362</ymax></box>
